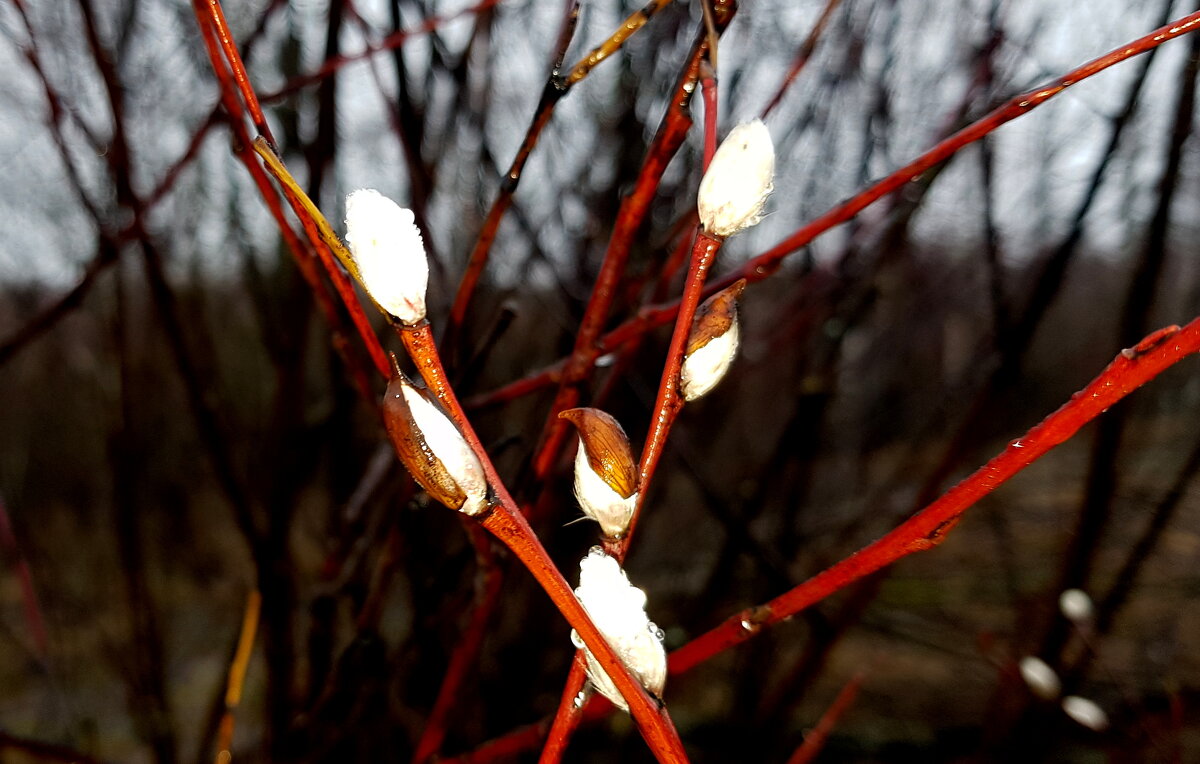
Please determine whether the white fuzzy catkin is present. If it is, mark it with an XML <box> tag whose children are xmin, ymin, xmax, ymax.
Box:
<box><xmin>680</xmin><ymin>316</ymin><xmax>740</xmax><ymax>401</ymax></box>
<box><xmin>344</xmin><ymin>189</ymin><xmax>428</xmax><ymax>324</ymax></box>
<box><xmin>1062</xmin><ymin>696</ymin><xmax>1109</xmax><ymax>731</ymax></box>
<box><xmin>570</xmin><ymin>549</ymin><xmax>666</xmax><ymax>712</ymax></box>
<box><xmin>697</xmin><ymin>119</ymin><xmax>775</xmax><ymax>237</ymax></box>
<box><xmin>1018</xmin><ymin>656</ymin><xmax>1061</xmax><ymax>700</ymax></box>
<box><xmin>399</xmin><ymin>382</ymin><xmax>488</xmax><ymax>515</ymax></box>
<box><xmin>573</xmin><ymin>438</ymin><xmax>637</xmax><ymax>537</ymax></box>
<box><xmin>1059</xmin><ymin>589</ymin><xmax>1095</xmax><ymax>624</ymax></box>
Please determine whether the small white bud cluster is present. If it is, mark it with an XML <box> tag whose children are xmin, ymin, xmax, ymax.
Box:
<box><xmin>345</xmin><ymin>189</ymin><xmax>428</xmax><ymax>324</ymax></box>
<box><xmin>570</xmin><ymin>548</ymin><xmax>666</xmax><ymax>712</ymax></box>
<box><xmin>697</xmin><ymin>119</ymin><xmax>775</xmax><ymax>238</ymax></box>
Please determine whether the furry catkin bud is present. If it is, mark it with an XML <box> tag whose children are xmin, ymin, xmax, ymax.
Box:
<box><xmin>1062</xmin><ymin>696</ymin><xmax>1108</xmax><ymax>731</ymax></box>
<box><xmin>345</xmin><ymin>189</ymin><xmax>428</xmax><ymax>324</ymax></box>
<box><xmin>1059</xmin><ymin>589</ymin><xmax>1095</xmax><ymax>624</ymax></box>
<box><xmin>697</xmin><ymin>120</ymin><xmax>775</xmax><ymax>237</ymax></box>
<box><xmin>559</xmin><ymin>408</ymin><xmax>638</xmax><ymax>537</ymax></box>
<box><xmin>382</xmin><ymin>374</ymin><xmax>488</xmax><ymax>515</ymax></box>
<box><xmin>680</xmin><ymin>280</ymin><xmax>745</xmax><ymax>401</ymax></box>
<box><xmin>569</xmin><ymin>548</ymin><xmax>666</xmax><ymax>712</ymax></box>
<box><xmin>1018</xmin><ymin>656</ymin><xmax>1061</xmax><ymax>701</ymax></box>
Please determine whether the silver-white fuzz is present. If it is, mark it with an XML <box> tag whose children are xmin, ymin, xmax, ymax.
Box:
<box><xmin>1062</xmin><ymin>695</ymin><xmax>1109</xmax><ymax>731</ymax></box>
<box><xmin>1018</xmin><ymin>656</ymin><xmax>1061</xmax><ymax>700</ymax></box>
<box><xmin>399</xmin><ymin>382</ymin><xmax>488</xmax><ymax>515</ymax></box>
<box><xmin>344</xmin><ymin>189</ymin><xmax>428</xmax><ymax>324</ymax></box>
<box><xmin>1059</xmin><ymin>588</ymin><xmax>1095</xmax><ymax>624</ymax></box>
<box><xmin>572</xmin><ymin>440</ymin><xmax>637</xmax><ymax>537</ymax></box>
<box><xmin>570</xmin><ymin>548</ymin><xmax>666</xmax><ymax>712</ymax></box>
<box><xmin>697</xmin><ymin>119</ymin><xmax>775</xmax><ymax>237</ymax></box>
<box><xmin>680</xmin><ymin>316</ymin><xmax>740</xmax><ymax>401</ymax></box>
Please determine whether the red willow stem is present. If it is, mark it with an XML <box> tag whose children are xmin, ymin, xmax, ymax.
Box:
<box><xmin>448</xmin><ymin>317</ymin><xmax>1200</xmax><ymax>762</ymax></box>
<box><xmin>536</xmin><ymin>654</ymin><xmax>590</xmax><ymax>764</ymax></box>
<box><xmin>622</xmin><ymin>231</ymin><xmax>722</xmax><ymax>548</ymax></box>
<box><xmin>194</xmin><ymin>2</ymin><xmax>386</xmax><ymax>402</ymax></box>
<box><xmin>445</xmin><ymin>0</ymin><xmax>678</xmax><ymax>356</ymax></box>
<box><xmin>465</xmin><ymin>8</ymin><xmax>1200</xmax><ymax>412</ymax></box>
<box><xmin>670</xmin><ymin>320</ymin><xmax>1200</xmax><ymax>673</ymax></box>
<box><xmin>785</xmin><ymin>671</ymin><xmax>864</xmax><ymax>764</ymax></box>
<box><xmin>760</xmin><ymin>0</ymin><xmax>843</xmax><ymax>119</ymax></box>
<box><xmin>700</xmin><ymin>63</ymin><xmax>717</xmax><ymax>171</ymax></box>
<box><xmin>527</xmin><ymin>13</ymin><xmax>730</xmax><ymax>488</ymax></box>
<box><xmin>204</xmin><ymin>0</ymin><xmax>276</xmax><ymax>148</ymax></box>
<box><xmin>251</xmin><ymin>138</ymin><xmax>392</xmax><ymax>381</ymax></box>
<box><xmin>411</xmin><ymin>523</ymin><xmax>503</xmax><ymax>764</ymax></box>
<box><xmin>395</xmin><ymin>324</ymin><xmax>689</xmax><ymax>763</ymax></box>
<box><xmin>539</xmin><ymin>230</ymin><xmax>723</xmax><ymax>762</ymax></box>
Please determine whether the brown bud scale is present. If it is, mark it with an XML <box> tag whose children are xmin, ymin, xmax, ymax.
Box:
<box><xmin>559</xmin><ymin>408</ymin><xmax>638</xmax><ymax>499</ymax></box>
<box><xmin>383</xmin><ymin>375</ymin><xmax>468</xmax><ymax>510</ymax></box>
<box><xmin>686</xmin><ymin>279</ymin><xmax>746</xmax><ymax>356</ymax></box>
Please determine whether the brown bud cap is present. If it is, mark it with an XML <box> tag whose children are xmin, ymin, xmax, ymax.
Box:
<box><xmin>559</xmin><ymin>408</ymin><xmax>638</xmax><ymax>499</ymax></box>
<box><xmin>686</xmin><ymin>279</ymin><xmax>746</xmax><ymax>356</ymax></box>
<box><xmin>383</xmin><ymin>374</ymin><xmax>487</xmax><ymax>514</ymax></box>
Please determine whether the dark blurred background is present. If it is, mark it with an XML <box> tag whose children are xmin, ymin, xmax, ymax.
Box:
<box><xmin>2</xmin><ymin>0</ymin><xmax>1200</xmax><ymax>761</ymax></box>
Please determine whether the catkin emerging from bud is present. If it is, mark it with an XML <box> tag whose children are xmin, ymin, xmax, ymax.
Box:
<box><xmin>697</xmin><ymin>120</ymin><xmax>775</xmax><ymax>237</ymax></box>
<box><xmin>570</xmin><ymin>548</ymin><xmax>666</xmax><ymax>712</ymax></box>
<box><xmin>345</xmin><ymin>189</ymin><xmax>428</xmax><ymax>324</ymax></box>
<box><xmin>680</xmin><ymin>279</ymin><xmax>745</xmax><ymax>401</ymax></box>
<box><xmin>382</xmin><ymin>374</ymin><xmax>488</xmax><ymax>515</ymax></box>
<box><xmin>560</xmin><ymin>408</ymin><xmax>638</xmax><ymax>537</ymax></box>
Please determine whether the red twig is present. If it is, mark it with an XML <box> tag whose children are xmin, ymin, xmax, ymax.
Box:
<box><xmin>760</xmin><ymin>0</ymin><xmax>843</xmax><ymax>118</ymax></box>
<box><xmin>411</xmin><ymin>524</ymin><xmax>503</xmax><ymax>763</ymax></box>
<box><xmin>700</xmin><ymin>62</ymin><xmax>717</xmax><ymax>171</ymax></box>
<box><xmin>203</xmin><ymin>0</ymin><xmax>275</xmax><ymax>146</ymax></box>
<box><xmin>0</xmin><ymin>495</ymin><xmax>48</xmax><ymax>659</ymax></box>
<box><xmin>453</xmin><ymin>317</ymin><xmax>1200</xmax><ymax>761</ymax></box>
<box><xmin>785</xmin><ymin>671</ymin><xmax>864</xmax><ymax>764</ymax></box>
<box><xmin>527</xmin><ymin>25</ymin><xmax>719</xmax><ymax>486</ymax></box>
<box><xmin>445</xmin><ymin>0</ymin><xmax>676</xmax><ymax>356</ymax></box>
<box><xmin>395</xmin><ymin>324</ymin><xmax>689</xmax><ymax>763</ymax></box>
<box><xmin>192</xmin><ymin>5</ymin><xmax>380</xmax><ymax>394</ymax></box>
<box><xmin>671</xmin><ymin>321</ymin><xmax>1200</xmax><ymax>673</ymax></box>
<box><xmin>621</xmin><ymin>232</ymin><xmax>722</xmax><ymax>547</ymax></box>
<box><xmin>536</xmin><ymin>655</ymin><xmax>590</xmax><ymax>764</ymax></box>
<box><xmin>532</xmin><ymin>20</ymin><xmax>732</xmax><ymax>755</ymax></box>
<box><xmin>465</xmin><ymin>8</ymin><xmax>1200</xmax><ymax>411</ymax></box>
<box><xmin>251</xmin><ymin>138</ymin><xmax>391</xmax><ymax>382</ymax></box>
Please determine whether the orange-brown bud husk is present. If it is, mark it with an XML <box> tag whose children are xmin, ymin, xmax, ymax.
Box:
<box><xmin>559</xmin><ymin>408</ymin><xmax>638</xmax><ymax>499</ymax></box>
<box><xmin>686</xmin><ymin>279</ymin><xmax>745</xmax><ymax>357</ymax></box>
<box><xmin>681</xmin><ymin>280</ymin><xmax>745</xmax><ymax>401</ymax></box>
<box><xmin>383</xmin><ymin>374</ymin><xmax>487</xmax><ymax>514</ymax></box>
